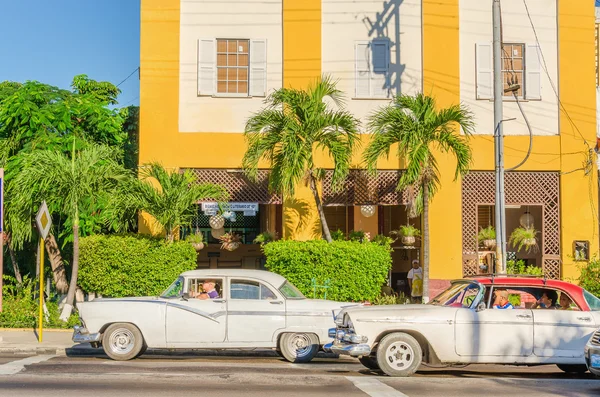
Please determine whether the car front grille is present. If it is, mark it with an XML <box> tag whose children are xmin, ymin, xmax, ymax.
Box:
<box><xmin>592</xmin><ymin>329</ymin><xmax>600</xmax><ymax>346</ymax></box>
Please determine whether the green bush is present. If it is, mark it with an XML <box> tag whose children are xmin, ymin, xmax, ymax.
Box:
<box><xmin>579</xmin><ymin>257</ymin><xmax>600</xmax><ymax>298</ymax></box>
<box><xmin>263</xmin><ymin>240</ymin><xmax>392</xmax><ymax>302</ymax></box>
<box><xmin>78</xmin><ymin>234</ymin><xmax>197</xmax><ymax>297</ymax></box>
<box><xmin>372</xmin><ymin>292</ymin><xmax>410</xmax><ymax>305</ymax></box>
<box><xmin>507</xmin><ymin>259</ymin><xmax>543</xmax><ymax>276</ymax></box>
<box><xmin>0</xmin><ymin>276</ymin><xmax>79</xmax><ymax>328</ymax></box>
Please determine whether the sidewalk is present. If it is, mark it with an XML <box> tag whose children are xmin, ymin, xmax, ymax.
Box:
<box><xmin>0</xmin><ymin>329</ymin><xmax>341</xmax><ymax>359</ymax></box>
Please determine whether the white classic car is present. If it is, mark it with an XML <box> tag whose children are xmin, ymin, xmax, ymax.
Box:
<box><xmin>73</xmin><ymin>269</ymin><xmax>351</xmax><ymax>363</ymax></box>
<box><xmin>325</xmin><ymin>276</ymin><xmax>600</xmax><ymax>377</ymax></box>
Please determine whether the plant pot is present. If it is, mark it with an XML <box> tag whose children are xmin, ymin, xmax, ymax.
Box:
<box><xmin>401</xmin><ymin>236</ymin><xmax>415</xmax><ymax>246</ymax></box>
<box><xmin>223</xmin><ymin>242</ymin><xmax>240</xmax><ymax>251</ymax></box>
<box><xmin>211</xmin><ymin>227</ymin><xmax>225</xmax><ymax>239</ymax></box>
<box><xmin>483</xmin><ymin>239</ymin><xmax>496</xmax><ymax>249</ymax></box>
<box><xmin>523</xmin><ymin>238</ymin><xmax>536</xmax><ymax>246</ymax></box>
<box><xmin>192</xmin><ymin>242</ymin><xmax>204</xmax><ymax>252</ymax></box>
<box><xmin>209</xmin><ymin>215</ymin><xmax>225</xmax><ymax>230</ymax></box>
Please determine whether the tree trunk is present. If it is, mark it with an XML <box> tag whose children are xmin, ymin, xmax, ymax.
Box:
<box><xmin>422</xmin><ymin>183</ymin><xmax>430</xmax><ymax>303</ymax></box>
<box><xmin>6</xmin><ymin>234</ymin><xmax>22</xmax><ymax>284</ymax></box>
<box><xmin>45</xmin><ymin>234</ymin><xmax>68</xmax><ymax>294</ymax></box>
<box><xmin>308</xmin><ymin>172</ymin><xmax>332</xmax><ymax>243</ymax></box>
<box><xmin>60</xmin><ymin>218</ymin><xmax>79</xmax><ymax>321</ymax></box>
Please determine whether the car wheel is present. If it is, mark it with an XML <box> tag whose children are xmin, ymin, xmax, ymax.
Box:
<box><xmin>376</xmin><ymin>333</ymin><xmax>422</xmax><ymax>377</ymax></box>
<box><xmin>102</xmin><ymin>323</ymin><xmax>144</xmax><ymax>361</ymax></box>
<box><xmin>556</xmin><ymin>364</ymin><xmax>589</xmax><ymax>374</ymax></box>
<box><xmin>359</xmin><ymin>355</ymin><xmax>380</xmax><ymax>370</ymax></box>
<box><xmin>136</xmin><ymin>342</ymin><xmax>148</xmax><ymax>358</ymax></box>
<box><xmin>279</xmin><ymin>333</ymin><xmax>319</xmax><ymax>363</ymax></box>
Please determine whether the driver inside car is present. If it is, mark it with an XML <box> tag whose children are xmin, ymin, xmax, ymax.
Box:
<box><xmin>192</xmin><ymin>280</ymin><xmax>219</xmax><ymax>300</ymax></box>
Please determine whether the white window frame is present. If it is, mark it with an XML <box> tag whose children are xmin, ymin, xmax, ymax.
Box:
<box><xmin>354</xmin><ymin>39</ymin><xmax>391</xmax><ymax>99</ymax></box>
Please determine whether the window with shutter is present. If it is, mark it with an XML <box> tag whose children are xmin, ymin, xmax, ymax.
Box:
<box><xmin>525</xmin><ymin>43</ymin><xmax>541</xmax><ymax>100</ymax></box>
<box><xmin>250</xmin><ymin>39</ymin><xmax>267</xmax><ymax>97</ymax></box>
<box><xmin>355</xmin><ymin>39</ymin><xmax>390</xmax><ymax>98</ymax></box>
<box><xmin>476</xmin><ymin>42</ymin><xmax>493</xmax><ymax>100</ymax></box>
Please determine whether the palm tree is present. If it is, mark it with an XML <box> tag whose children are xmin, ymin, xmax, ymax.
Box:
<box><xmin>129</xmin><ymin>163</ymin><xmax>228</xmax><ymax>242</ymax></box>
<box><xmin>364</xmin><ymin>93</ymin><xmax>474</xmax><ymax>301</ymax></box>
<box><xmin>243</xmin><ymin>76</ymin><xmax>360</xmax><ymax>242</ymax></box>
<box><xmin>8</xmin><ymin>144</ymin><xmax>129</xmax><ymax>320</ymax></box>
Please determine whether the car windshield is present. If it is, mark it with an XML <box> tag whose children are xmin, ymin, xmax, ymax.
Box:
<box><xmin>279</xmin><ymin>281</ymin><xmax>305</xmax><ymax>299</ymax></box>
<box><xmin>584</xmin><ymin>290</ymin><xmax>600</xmax><ymax>311</ymax></box>
<box><xmin>429</xmin><ymin>281</ymin><xmax>483</xmax><ymax>308</ymax></box>
<box><xmin>161</xmin><ymin>276</ymin><xmax>184</xmax><ymax>298</ymax></box>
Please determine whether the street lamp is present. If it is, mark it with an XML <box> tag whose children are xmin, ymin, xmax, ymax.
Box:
<box><xmin>360</xmin><ymin>205</ymin><xmax>376</xmax><ymax>218</ymax></box>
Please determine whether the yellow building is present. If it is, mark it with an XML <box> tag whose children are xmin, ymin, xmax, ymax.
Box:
<box><xmin>140</xmin><ymin>0</ymin><xmax>598</xmax><ymax>295</ymax></box>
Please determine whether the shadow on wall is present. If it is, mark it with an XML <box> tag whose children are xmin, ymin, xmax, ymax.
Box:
<box><xmin>361</xmin><ymin>0</ymin><xmax>406</xmax><ymax>96</ymax></box>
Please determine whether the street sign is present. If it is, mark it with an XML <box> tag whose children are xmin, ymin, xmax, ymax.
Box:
<box><xmin>35</xmin><ymin>201</ymin><xmax>52</xmax><ymax>240</ymax></box>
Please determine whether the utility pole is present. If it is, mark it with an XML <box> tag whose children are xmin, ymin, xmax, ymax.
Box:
<box><xmin>493</xmin><ymin>0</ymin><xmax>507</xmax><ymax>274</ymax></box>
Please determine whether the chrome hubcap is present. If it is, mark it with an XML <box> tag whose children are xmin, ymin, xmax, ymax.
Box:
<box><xmin>108</xmin><ymin>328</ymin><xmax>135</xmax><ymax>355</ymax></box>
<box><xmin>289</xmin><ymin>334</ymin><xmax>311</xmax><ymax>357</ymax></box>
<box><xmin>385</xmin><ymin>341</ymin><xmax>414</xmax><ymax>369</ymax></box>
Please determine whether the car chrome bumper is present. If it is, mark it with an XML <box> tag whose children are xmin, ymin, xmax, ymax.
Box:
<box><xmin>324</xmin><ymin>342</ymin><xmax>371</xmax><ymax>357</ymax></box>
<box><xmin>584</xmin><ymin>343</ymin><xmax>600</xmax><ymax>376</ymax></box>
<box><xmin>72</xmin><ymin>325</ymin><xmax>101</xmax><ymax>343</ymax></box>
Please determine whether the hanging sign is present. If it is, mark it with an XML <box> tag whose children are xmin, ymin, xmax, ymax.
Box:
<box><xmin>201</xmin><ymin>202</ymin><xmax>258</xmax><ymax>216</ymax></box>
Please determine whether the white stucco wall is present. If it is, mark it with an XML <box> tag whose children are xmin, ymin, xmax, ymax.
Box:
<box><xmin>179</xmin><ymin>0</ymin><xmax>283</xmax><ymax>133</ymax></box>
<box><xmin>321</xmin><ymin>0</ymin><xmax>423</xmax><ymax>132</ymax></box>
<box><xmin>460</xmin><ymin>0</ymin><xmax>559</xmax><ymax>135</ymax></box>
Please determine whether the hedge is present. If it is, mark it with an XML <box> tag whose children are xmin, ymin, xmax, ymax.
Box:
<box><xmin>263</xmin><ymin>240</ymin><xmax>392</xmax><ymax>302</ymax></box>
<box><xmin>78</xmin><ymin>234</ymin><xmax>197</xmax><ymax>297</ymax></box>
<box><xmin>579</xmin><ymin>258</ymin><xmax>600</xmax><ymax>298</ymax></box>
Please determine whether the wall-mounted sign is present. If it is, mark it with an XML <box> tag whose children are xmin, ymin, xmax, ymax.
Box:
<box><xmin>201</xmin><ymin>202</ymin><xmax>259</xmax><ymax>217</ymax></box>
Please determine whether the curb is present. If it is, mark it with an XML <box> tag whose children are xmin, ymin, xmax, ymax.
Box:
<box><xmin>0</xmin><ymin>346</ymin><xmax>345</xmax><ymax>360</ymax></box>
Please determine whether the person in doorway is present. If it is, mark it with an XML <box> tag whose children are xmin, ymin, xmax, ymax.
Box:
<box><xmin>407</xmin><ymin>259</ymin><xmax>423</xmax><ymax>304</ymax></box>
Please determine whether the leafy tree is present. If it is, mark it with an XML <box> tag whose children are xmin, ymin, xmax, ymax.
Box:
<box><xmin>364</xmin><ymin>93</ymin><xmax>474</xmax><ymax>300</ymax></box>
<box><xmin>243</xmin><ymin>76</ymin><xmax>359</xmax><ymax>242</ymax></box>
<box><xmin>121</xmin><ymin>105</ymin><xmax>139</xmax><ymax>171</ymax></box>
<box><xmin>7</xmin><ymin>144</ymin><xmax>130</xmax><ymax>320</ymax></box>
<box><xmin>117</xmin><ymin>163</ymin><xmax>228</xmax><ymax>242</ymax></box>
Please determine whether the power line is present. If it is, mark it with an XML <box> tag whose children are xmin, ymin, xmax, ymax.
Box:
<box><xmin>116</xmin><ymin>67</ymin><xmax>140</xmax><ymax>88</ymax></box>
<box><xmin>121</xmin><ymin>96</ymin><xmax>139</xmax><ymax>107</ymax></box>
<box><xmin>521</xmin><ymin>0</ymin><xmax>590</xmax><ymax>150</ymax></box>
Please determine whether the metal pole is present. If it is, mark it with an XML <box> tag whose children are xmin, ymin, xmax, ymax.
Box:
<box><xmin>38</xmin><ymin>237</ymin><xmax>44</xmax><ymax>342</ymax></box>
<box><xmin>493</xmin><ymin>0</ymin><xmax>507</xmax><ymax>274</ymax></box>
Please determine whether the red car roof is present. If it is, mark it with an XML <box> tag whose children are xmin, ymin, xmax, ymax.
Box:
<box><xmin>464</xmin><ymin>276</ymin><xmax>589</xmax><ymax>310</ymax></box>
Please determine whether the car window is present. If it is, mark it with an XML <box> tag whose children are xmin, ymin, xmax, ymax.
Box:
<box><xmin>584</xmin><ymin>290</ymin><xmax>600</xmax><ymax>311</ymax></box>
<box><xmin>187</xmin><ymin>278</ymin><xmax>223</xmax><ymax>299</ymax></box>
<box><xmin>279</xmin><ymin>281</ymin><xmax>306</xmax><ymax>299</ymax></box>
<box><xmin>231</xmin><ymin>279</ymin><xmax>277</xmax><ymax>300</ymax></box>
<box><xmin>430</xmin><ymin>282</ymin><xmax>483</xmax><ymax>308</ymax></box>
<box><xmin>161</xmin><ymin>276</ymin><xmax>184</xmax><ymax>298</ymax></box>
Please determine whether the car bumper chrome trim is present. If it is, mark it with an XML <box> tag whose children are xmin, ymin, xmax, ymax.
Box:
<box><xmin>324</xmin><ymin>342</ymin><xmax>371</xmax><ymax>357</ymax></box>
<box><xmin>72</xmin><ymin>325</ymin><xmax>101</xmax><ymax>343</ymax></box>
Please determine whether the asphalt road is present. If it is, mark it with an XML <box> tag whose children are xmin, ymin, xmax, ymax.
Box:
<box><xmin>0</xmin><ymin>352</ymin><xmax>598</xmax><ymax>397</ymax></box>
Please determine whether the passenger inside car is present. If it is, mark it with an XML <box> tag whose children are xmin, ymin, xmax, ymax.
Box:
<box><xmin>532</xmin><ymin>289</ymin><xmax>558</xmax><ymax>309</ymax></box>
<box><xmin>188</xmin><ymin>278</ymin><xmax>222</xmax><ymax>300</ymax></box>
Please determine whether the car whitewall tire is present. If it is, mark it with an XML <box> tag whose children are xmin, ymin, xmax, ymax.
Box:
<box><xmin>376</xmin><ymin>332</ymin><xmax>422</xmax><ymax>377</ymax></box>
<box><xmin>102</xmin><ymin>323</ymin><xmax>144</xmax><ymax>361</ymax></box>
<box><xmin>279</xmin><ymin>333</ymin><xmax>319</xmax><ymax>363</ymax></box>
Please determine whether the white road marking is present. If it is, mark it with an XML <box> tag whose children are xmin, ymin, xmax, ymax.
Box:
<box><xmin>0</xmin><ymin>355</ymin><xmax>56</xmax><ymax>375</ymax></box>
<box><xmin>347</xmin><ymin>376</ymin><xmax>409</xmax><ymax>397</ymax></box>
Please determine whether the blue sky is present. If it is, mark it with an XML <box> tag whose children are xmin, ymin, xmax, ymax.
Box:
<box><xmin>0</xmin><ymin>0</ymin><xmax>140</xmax><ymax>107</ymax></box>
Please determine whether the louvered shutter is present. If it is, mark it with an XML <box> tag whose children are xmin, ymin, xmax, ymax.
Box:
<box><xmin>250</xmin><ymin>39</ymin><xmax>267</xmax><ymax>97</ymax></box>
<box><xmin>355</xmin><ymin>41</ymin><xmax>370</xmax><ymax>98</ymax></box>
<box><xmin>371</xmin><ymin>40</ymin><xmax>390</xmax><ymax>98</ymax></box>
<box><xmin>476</xmin><ymin>42</ymin><xmax>493</xmax><ymax>100</ymax></box>
<box><xmin>198</xmin><ymin>39</ymin><xmax>216</xmax><ymax>96</ymax></box>
<box><xmin>525</xmin><ymin>43</ymin><xmax>542</xmax><ymax>100</ymax></box>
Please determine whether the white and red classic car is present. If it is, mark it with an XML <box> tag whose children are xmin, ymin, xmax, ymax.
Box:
<box><xmin>326</xmin><ymin>276</ymin><xmax>600</xmax><ymax>377</ymax></box>
<box><xmin>73</xmin><ymin>269</ymin><xmax>351</xmax><ymax>362</ymax></box>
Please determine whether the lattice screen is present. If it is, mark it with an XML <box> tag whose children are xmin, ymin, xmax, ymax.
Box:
<box><xmin>322</xmin><ymin>170</ymin><xmax>410</xmax><ymax>205</ymax></box>
<box><xmin>184</xmin><ymin>169</ymin><xmax>281</xmax><ymax>204</ymax></box>
<box><xmin>462</xmin><ymin>172</ymin><xmax>561</xmax><ymax>279</ymax></box>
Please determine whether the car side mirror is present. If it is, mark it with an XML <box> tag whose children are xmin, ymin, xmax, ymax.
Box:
<box><xmin>181</xmin><ymin>292</ymin><xmax>190</xmax><ymax>301</ymax></box>
<box><xmin>476</xmin><ymin>302</ymin><xmax>486</xmax><ymax>312</ymax></box>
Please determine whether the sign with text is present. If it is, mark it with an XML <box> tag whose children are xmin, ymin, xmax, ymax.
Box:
<box><xmin>201</xmin><ymin>202</ymin><xmax>259</xmax><ymax>217</ymax></box>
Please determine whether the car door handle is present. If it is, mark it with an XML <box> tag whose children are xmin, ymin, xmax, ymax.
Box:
<box><xmin>577</xmin><ymin>317</ymin><xmax>592</xmax><ymax>322</ymax></box>
<box><xmin>516</xmin><ymin>314</ymin><xmax>532</xmax><ymax>319</ymax></box>
<box><xmin>213</xmin><ymin>299</ymin><xmax>226</xmax><ymax>303</ymax></box>
<box><xmin>269</xmin><ymin>300</ymin><xmax>283</xmax><ymax>305</ymax></box>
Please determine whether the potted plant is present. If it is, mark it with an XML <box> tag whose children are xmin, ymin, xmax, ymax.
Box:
<box><xmin>218</xmin><ymin>232</ymin><xmax>241</xmax><ymax>251</ymax></box>
<box><xmin>253</xmin><ymin>231</ymin><xmax>278</xmax><ymax>245</ymax></box>
<box><xmin>185</xmin><ymin>232</ymin><xmax>205</xmax><ymax>252</ymax></box>
<box><xmin>509</xmin><ymin>226</ymin><xmax>539</xmax><ymax>253</ymax></box>
<box><xmin>395</xmin><ymin>225</ymin><xmax>420</xmax><ymax>246</ymax></box>
<box><xmin>477</xmin><ymin>226</ymin><xmax>496</xmax><ymax>249</ymax></box>
<box><xmin>330</xmin><ymin>229</ymin><xmax>346</xmax><ymax>241</ymax></box>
